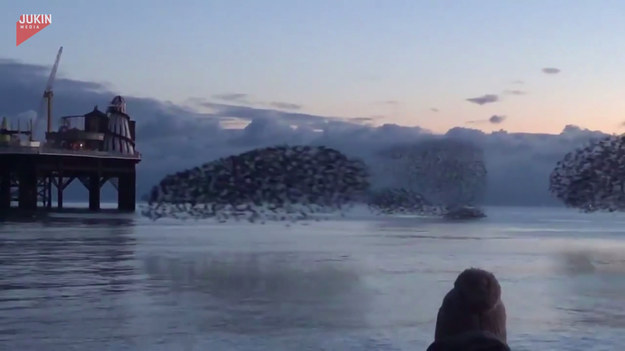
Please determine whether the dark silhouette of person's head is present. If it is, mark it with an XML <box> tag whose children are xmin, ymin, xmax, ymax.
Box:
<box><xmin>427</xmin><ymin>268</ymin><xmax>510</xmax><ymax>351</ymax></box>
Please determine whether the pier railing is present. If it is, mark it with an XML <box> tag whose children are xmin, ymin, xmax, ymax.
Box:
<box><xmin>0</xmin><ymin>145</ymin><xmax>141</xmax><ymax>160</ymax></box>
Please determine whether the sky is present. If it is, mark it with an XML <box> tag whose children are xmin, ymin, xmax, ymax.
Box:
<box><xmin>3</xmin><ymin>0</ymin><xmax>625</xmax><ymax>134</ymax></box>
<box><xmin>0</xmin><ymin>1</ymin><xmax>622</xmax><ymax>205</ymax></box>
<box><xmin>0</xmin><ymin>40</ymin><xmax>610</xmax><ymax>205</ymax></box>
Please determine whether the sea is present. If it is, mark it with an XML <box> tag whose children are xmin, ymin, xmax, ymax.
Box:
<box><xmin>1</xmin><ymin>205</ymin><xmax>624</xmax><ymax>351</ymax></box>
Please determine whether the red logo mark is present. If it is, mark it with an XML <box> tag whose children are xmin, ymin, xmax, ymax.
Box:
<box><xmin>17</xmin><ymin>14</ymin><xmax>52</xmax><ymax>46</ymax></box>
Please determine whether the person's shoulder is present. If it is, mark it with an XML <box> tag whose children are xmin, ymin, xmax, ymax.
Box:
<box><xmin>426</xmin><ymin>331</ymin><xmax>510</xmax><ymax>351</ymax></box>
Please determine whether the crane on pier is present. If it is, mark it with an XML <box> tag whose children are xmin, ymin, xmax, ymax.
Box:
<box><xmin>33</xmin><ymin>46</ymin><xmax>63</xmax><ymax>142</ymax></box>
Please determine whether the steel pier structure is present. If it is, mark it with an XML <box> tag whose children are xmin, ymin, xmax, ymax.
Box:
<box><xmin>0</xmin><ymin>96</ymin><xmax>141</xmax><ymax>212</ymax></box>
<box><xmin>0</xmin><ymin>148</ymin><xmax>139</xmax><ymax>211</ymax></box>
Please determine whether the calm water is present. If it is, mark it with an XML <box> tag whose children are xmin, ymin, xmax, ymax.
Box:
<box><xmin>1</xmin><ymin>206</ymin><xmax>625</xmax><ymax>350</ymax></box>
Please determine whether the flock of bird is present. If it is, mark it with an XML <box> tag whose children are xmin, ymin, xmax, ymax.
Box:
<box><xmin>142</xmin><ymin>138</ymin><xmax>491</xmax><ymax>223</ymax></box>
<box><xmin>374</xmin><ymin>139</ymin><xmax>487</xmax><ymax>209</ymax></box>
<box><xmin>550</xmin><ymin>135</ymin><xmax>625</xmax><ymax>212</ymax></box>
<box><xmin>367</xmin><ymin>188</ymin><xmax>435</xmax><ymax>215</ymax></box>
<box><xmin>142</xmin><ymin>145</ymin><xmax>370</xmax><ymax>222</ymax></box>
<box><xmin>142</xmin><ymin>131</ymin><xmax>625</xmax><ymax>221</ymax></box>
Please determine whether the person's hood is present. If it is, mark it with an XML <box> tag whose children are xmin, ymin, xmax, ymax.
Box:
<box><xmin>426</xmin><ymin>331</ymin><xmax>510</xmax><ymax>351</ymax></box>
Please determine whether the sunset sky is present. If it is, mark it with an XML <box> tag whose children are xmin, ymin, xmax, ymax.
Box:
<box><xmin>2</xmin><ymin>0</ymin><xmax>625</xmax><ymax>134</ymax></box>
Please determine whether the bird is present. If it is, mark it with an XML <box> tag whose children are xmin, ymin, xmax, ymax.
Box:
<box><xmin>143</xmin><ymin>145</ymin><xmax>370</xmax><ymax>224</ymax></box>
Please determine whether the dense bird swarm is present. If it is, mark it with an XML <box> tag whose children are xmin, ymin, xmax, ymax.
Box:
<box><xmin>550</xmin><ymin>135</ymin><xmax>625</xmax><ymax>212</ymax></box>
<box><xmin>372</xmin><ymin>138</ymin><xmax>487</xmax><ymax>216</ymax></box>
<box><xmin>367</xmin><ymin>188</ymin><xmax>486</xmax><ymax>219</ymax></box>
<box><xmin>442</xmin><ymin>205</ymin><xmax>486</xmax><ymax>220</ymax></box>
<box><xmin>142</xmin><ymin>145</ymin><xmax>370</xmax><ymax>222</ymax></box>
<box><xmin>367</xmin><ymin>188</ymin><xmax>435</xmax><ymax>215</ymax></box>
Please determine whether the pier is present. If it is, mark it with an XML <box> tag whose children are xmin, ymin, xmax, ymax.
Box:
<box><xmin>1</xmin><ymin>47</ymin><xmax>141</xmax><ymax>213</ymax></box>
<box><xmin>0</xmin><ymin>97</ymin><xmax>141</xmax><ymax>212</ymax></box>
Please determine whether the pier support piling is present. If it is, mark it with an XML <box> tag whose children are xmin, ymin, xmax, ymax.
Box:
<box><xmin>47</xmin><ymin>177</ymin><xmax>52</xmax><ymax>209</ymax></box>
<box><xmin>88</xmin><ymin>174</ymin><xmax>101</xmax><ymax>211</ymax></box>
<box><xmin>118</xmin><ymin>172</ymin><xmax>136</xmax><ymax>212</ymax></box>
<box><xmin>56</xmin><ymin>175</ymin><xmax>64</xmax><ymax>209</ymax></box>
<box><xmin>18</xmin><ymin>168</ymin><xmax>37</xmax><ymax>211</ymax></box>
<box><xmin>0</xmin><ymin>171</ymin><xmax>10</xmax><ymax>210</ymax></box>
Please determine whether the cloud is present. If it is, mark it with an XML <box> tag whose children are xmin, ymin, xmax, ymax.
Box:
<box><xmin>512</xmin><ymin>80</ymin><xmax>525</xmax><ymax>85</ymax></box>
<box><xmin>503</xmin><ymin>90</ymin><xmax>526</xmax><ymax>95</ymax></box>
<box><xmin>0</xmin><ymin>59</ymin><xmax>608</xmax><ymax>207</ymax></box>
<box><xmin>542</xmin><ymin>67</ymin><xmax>561</xmax><ymax>74</ymax></box>
<box><xmin>212</xmin><ymin>93</ymin><xmax>249</xmax><ymax>102</ymax></box>
<box><xmin>351</xmin><ymin>117</ymin><xmax>377</xmax><ymax>124</ymax></box>
<box><xmin>431</xmin><ymin>108</ymin><xmax>439</xmax><ymax>112</ymax></box>
<box><xmin>466</xmin><ymin>115</ymin><xmax>506</xmax><ymax>125</ymax></box>
<box><xmin>194</xmin><ymin>96</ymin><xmax>302</xmax><ymax>111</ymax></box>
<box><xmin>374</xmin><ymin>100</ymin><xmax>400</xmax><ymax>106</ymax></box>
<box><xmin>184</xmin><ymin>97</ymin><xmax>211</xmax><ymax>107</ymax></box>
<box><xmin>200</xmin><ymin>102</ymin><xmax>351</xmax><ymax>130</ymax></box>
<box><xmin>269</xmin><ymin>101</ymin><xmax>302</xmax><ymax>110</ymax></box>
<box><xmin>466</xmin><ymin>94</ymin><xmax>499</xmax><ymax>105</ymax></box>
<box><xmin>489</xmin><ymin>115</ymin><xmax>506</xmax><ymax>124</ymax></box>
<box><xmin>15</xmin><ymin>109</ymin><xmax>37</xmax><ymax>120</ymax></box>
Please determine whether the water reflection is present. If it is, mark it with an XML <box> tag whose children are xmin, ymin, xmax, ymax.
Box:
<box><xmin>555</xmin><ymin>249</ymin><xmax>625</xmax><ymax>329</ymax></box>
<box><xmin>0</xmin><ymin>216</ymin><xmax>138</xmax><ymax>349</ymax></box>
<box><xmin>142</xmin><ymin>253</ymin><xmax>370</xmax><ymax>333</ymax></box>
<box><xmin>0</xmin><ymin>207</ymin><xmax>624</xmax><ymax>350</ymax></box>
<box><xmin>371</xmin><ymin>217</ymin><xmax>506</xmax><ymax>241</ymax></box>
